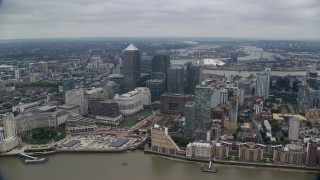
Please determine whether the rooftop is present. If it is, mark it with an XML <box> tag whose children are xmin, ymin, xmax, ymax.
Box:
<box><xmin>272</xmin><ymin>113</ymin><xmax>307</xmax><ymax>121</ymax></box>
<box><xmin>110</xmin><ymin>138</ymin><xmax>129</xmax><ymax>147</ymax></box>
<box><xmin>124</xmin><ymin>44</ymin><xmax>139</xmax><ymax>51</ymax></box>
<box><xmin>63</xmin><ymin>140</ymin><xmax>80</xmax><ymax>147</ymax></box>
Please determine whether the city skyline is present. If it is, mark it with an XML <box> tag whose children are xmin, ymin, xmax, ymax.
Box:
<box><xmin>0</xmin><ymin>0</ymin><xmax>320</xmax><ymax>40</ymax></box>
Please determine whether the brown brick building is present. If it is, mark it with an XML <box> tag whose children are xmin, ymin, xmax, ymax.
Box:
<box><xmin>160</xmin><ymin>93</ymin><xmax>192</xmax><ymax>115</ymax></box>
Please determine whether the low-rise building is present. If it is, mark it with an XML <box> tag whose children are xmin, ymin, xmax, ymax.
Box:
<box><xmin>88</xmin><ymin>100</ymin><xmax>123</xmax><ymax>125</ymax></box>
<box><xmin>15</xmin><ymin>110</ymin><xmax>69</xmax><ymax>134</ymax></box>
<box><xmin>273</xmin><ymin>144</ymin><xmax>306</xmax><ymax>165</ymax></box>
<box><xmin>238</xmin><ymin>143</ymin><xmax>264</xmax><ymax>162</ymax></box>
<box><xmin>66</xmin><ymin>114</ymin><xmax>97</xmax><ymax>133</ymax></box>
<box><xmin>214</xmin><ymin>143</ymin><xmax>230</xmax><ymax>159</ymax></box>
<box><xmin>186</xmin><ymin>142</ymin><xmax>213</xmax><ymax>159</ymax></box>
<box><xmin>114</xmin><ymin>88</ymin><xmax>150</xmax><ymax>116</ymax></box>
<box><xmin>160</xmin><ymin>93</ymin><xmax>192</xmax><ymax>115</ymax></box>
<box><xmin>151</xmin><ymin>127</ymin><xmax>181</xmax><ymax>155</ymax></box>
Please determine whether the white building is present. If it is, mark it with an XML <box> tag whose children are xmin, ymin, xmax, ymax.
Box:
<box><xmin>134</xmin><ymin>87</ymin><xmax>151</xmax><ymax>106</ymax></box>
<box><xmin>289</xmin><ymin>117</ymin><xmax>300</xmax><ymax>141</ymax></box>
<box><xmin>15</xmin><ymin>69</ymin><xmax>20</xmax><ymax>79</ymax></box>
<box><xmin>65</xmin><ymin>88</ymin><xmax>88</xmax><ymax>114</ymax></box>
<box><xmin>114</xmin><ymin>89</ymin><xmax>148</xmax><ymax>116</ymax></box>
<box><xmin>3</xmin><ymin>112</ymin><xmax>16</xmax><ymax>139</ymax></box>
<box><xmin>12</xmin><ymin>101</ymin><xmax>42</xmax><ymax>113</ymax></box>
<box><xmin>186</xmin><ymin>142</ymin><xmax>213</xmax><ymax>159</ymax></box>
<box><xmin>264</xmin><ymin>120</ymin><xmax>272</xmax><ymax>132</ymax></box>
<box><xmin>15</xmin><ymin>110</ymin><xmax>69</xmax><ymax>134</ymax></box>
<box><xmin>255</xmin><ymin>68</ymin><xmax>270</xmax><ymax>100</ymax></box>
<box><xmin>85</xmin><ymin>87</ymin><xmax>107</xmax><ymax>101</ymax></box>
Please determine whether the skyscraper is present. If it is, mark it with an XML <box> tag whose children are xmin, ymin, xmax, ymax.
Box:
<box><xmin>146</xmin><ymin>79</ymin><xmax>165</xmax><ymax>101</ymax></box>
<box><xmin>184</xmin><ymin>101</ymin><xmax>196</xmax><ymax>138</ymax></box>
<box><xmin>123</xmin><ymin>44</ymin><xmax>141</xmax><ymax>92</ymax></box>
<box><xmin>255</xmin><ymin>68</ymin><xmax>270</xmax><ymax>100</ymax></box>
<box><xmin>195</xmin><ymin>85</ymin><xmax>212</xmax><ymax>131</ymax></box>
<box><xmin>140</xmin><ymin>56</ymin><xmax>153</xmax><ymax>74</ymax></box>
<box><xmin>288</xmin><ymin>117</ymin><xmax>300</xmax><ymax>141</ymax></box>
<box><xmin>186</xmin><ymin>62</ymin><xmax>201</xmax><ymax>94</ymax></box>
<box><xmin>167</xmin><ymin>66</ymin><xmax>185</xmax><ymax>94</ymax></box>
<box><xmin>152</xmin><ymin>53</ymin><xmax>170</xmax><ymax>74</ymax></box>
<box><xmin>308</xmin><ymin>72</ymin><xmax>318</xmax><ymax>90</ymax></box>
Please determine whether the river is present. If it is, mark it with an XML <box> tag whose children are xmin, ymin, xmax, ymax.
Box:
<box><xmin>0</xmin><ymin>151</ymin><xmax>316</xmax><ymax>180</ymax></box>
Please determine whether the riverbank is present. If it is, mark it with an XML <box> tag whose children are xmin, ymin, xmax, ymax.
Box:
<box><xmin>1</xmin><ymin>146</ymin><xmax>318</xmax><ymax>174</ymax></box>
<box><xmin>144</xmin><ymin>148</ymin><xmax>320</xmax><ymax>173</ymax></box>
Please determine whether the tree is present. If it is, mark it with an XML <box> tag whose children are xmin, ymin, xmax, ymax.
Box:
<box><xmin>133</xmin><ymin>129</ymin><xmax>140</xmax><ymax>135</ymax></box>
<box><xmin>306</xmin><ymin>121</ymin><xmax>312</xmax><ymax>128</ymax></box>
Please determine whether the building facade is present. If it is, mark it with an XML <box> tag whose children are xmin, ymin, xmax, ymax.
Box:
<box><xmin>186</xmin><ymin>142</ymin><xmax>213</xmax><ymax>159</ymax></box>
<box><xmin>65</xmin><ymin>88</ymin><xmax>88</xmax><ymax>114</ymax></box>
<box><xmin>238</xmin><ymin>146</ymin><xmax>264</xmax><ymax>162</ymax></box>
<box><xmin>255</xmin><ymin>68</ymin><xmax>270</xmax><ymax>100</ymax></box>
<box><xmin>160</xmin><ymin>93</ymin><xmax>192</xmax><ymax>115</ymax></box>
<box><xmin>186</xmin><ymin>62</ymin><xmax>201</xmax><ymax>94</ymax></box>
<box><xmin>273</xmin><ymin>149</ymin><xmax>306</xmax><ymax>165</ymax></box>
<box><xmin>123</xmin><ymin>44</ymin><xmax>141</xmax><ymax>92</ymax></box>
<box><xmin>195</xmin><ymin>85</ymin><xmax>212</xmax><ymax>131</ymax></box>
<box><xmin>146</xmin><ymin>79</ymin><xmax>165</xmax><ymax>101</ymax></box>
<box><xmin>214</xmin><ymin>143</ymin><xmax>230</xmax><ymax>159</ymax></box>
<box><xmin>289</xmin><ymin>117</ymin><xmax>300</xmax><ymax>141</ymax></box>
<box><xmin>167</xmin><ymin>66</ymin><xmax>185</xmax><ymax>94</ymax></box>
<box><xmin>306</xmin><ymin>138</ymin><xmax>318</xmax><ymax>166</ymax></box>
<box><xmin>2</xmin><ymin>113</ymin><xmax>16</xmax><ymax>139</ymax></box>
<box><xmin>152</xmin><ymin>53</ymin><xmax>170</xmax><ymax>74</ymax></box>
<box><xmin>184</xmin><ymin>101</ymin><xmax>196</xmax><ymax>138</ymax></box>
<box><xmin>151</xmin><ymin>127</ymin><xmax>181</xmax><ymax>155</ymax></box>
<box><xmin>114</xmin><ymin>89</ymin><xmax>150</xmax><ymax>116</ymax></box>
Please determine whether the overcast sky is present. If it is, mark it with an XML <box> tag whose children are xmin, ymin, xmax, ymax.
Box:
<box><xmin>0</xmin><ymin>0</ymin><xmax>319</xmax><ymax>40</ymax></box>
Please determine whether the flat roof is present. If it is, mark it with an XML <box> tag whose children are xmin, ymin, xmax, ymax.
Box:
<box><xmin>110</xmin><ymin>138</ymin><xmax>129</xmax><ymax>147</ymax></box>
<box><xmin>272</xmin><ymin>113</ymin><xmax>307</xmax><ymax>121</ymax></box>
<box><xmin>63</xmin><ymin>140</ymin><xmax>80</xmax><ymax>147</ymax></box>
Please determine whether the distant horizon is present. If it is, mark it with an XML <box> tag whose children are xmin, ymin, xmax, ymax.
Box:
<box><xmin>1</xmin><ymin>36</ymin><xmax>320</xmax><ymax>42</ymax></box>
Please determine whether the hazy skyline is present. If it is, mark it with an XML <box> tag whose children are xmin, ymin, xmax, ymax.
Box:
<box><xmin>0</xmin><ymin>0</ymin><xmax>319</xmax><ymax>40</ymax></box>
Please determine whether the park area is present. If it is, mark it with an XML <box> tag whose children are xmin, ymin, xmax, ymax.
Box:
<box><xmin>118</xmin><ymin>108</ymin><xmax>153</xmax><ymax>128</ymax></box>
<box><xmin>21</xmin><ymin>125</ymin><xmax>66</xmax><ymax>144</ymax></box>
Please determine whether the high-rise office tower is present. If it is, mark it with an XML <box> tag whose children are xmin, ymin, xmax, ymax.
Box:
<box><xmin>255</xmin><ymin>68</ymin><xmax>270</xmax><ymax>100</ymax></box>
<box><xmin>152</xmin><ymin>53</ymin><xmax>170</xmax><ymax>74</ymax></box>
<box><xmin>123</xmin><ymin>44</ymin><xmax>140</xmax><ymax>92</ymax></box>
<box><xmin>288</xmin><ymin>117</ymin><xmax>300</xmax><ymax>141</ymax></box>
<box><xmin>220</xmin><ymin>89</ymin><xmax>228</xmax><ymax>104</ymax></box>
<box><xmin>146</xmin><ymin>79</ymin><xmax>165</xmax><ymax>101</ymax></box>
<box><xmin>184</xmin><ymin>101</ymin><xmax>196</xmax><ymax>138</ymax></box>
<box><xmin>108</xmin><ymin>74</ymin><xmax>125</xmax><ymax>94</ymax></box>
<box><xmin>195</xmin><ymin>85</ymin><xmax>212</xmax><ymax>131</ymax></box>
<box><xmin>140</xmin><ymin>56</ymin><xmax>153</xmax><ymax>74</ymax></box>
<box><xmin>308</xmin><ymin>71</ymin><xmax>318</xmax><ymax>90</ymax></box>
<box><xmin>167</xmin><ymin>66</ymin><xmax>185</xmax><ymax>94</ymax></box>
<box><xmin>3</xmin><ymin>112</ymin><xmax>16</xmax><ymax>139</ymax></box>
<box><xmin>186</xmin><ymin>62</ymin><xmax>201</xmax><ymax>94</ymax></box>
<box><xmin>151</xmin><ymin>72</ymin><xmax>166</xmax><ymax>81</ymax></box>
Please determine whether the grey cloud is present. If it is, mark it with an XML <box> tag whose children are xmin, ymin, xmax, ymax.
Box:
<box><xmin>0</xmin><ymin>0</ymin><xmax>319</xmax><ymax>39</ymax></box>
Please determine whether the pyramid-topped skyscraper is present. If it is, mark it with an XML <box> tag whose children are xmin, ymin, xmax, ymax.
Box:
<box><xmin>123</xmin><ymin>44</ymin><xmax>141</xmax><ymax>92</ymax></box>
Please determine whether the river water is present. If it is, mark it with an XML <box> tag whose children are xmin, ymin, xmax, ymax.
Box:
<box><xmin>0</xmin><ymin>151</ymin><xmax>316</xmax><ymax>180</ymax></box>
